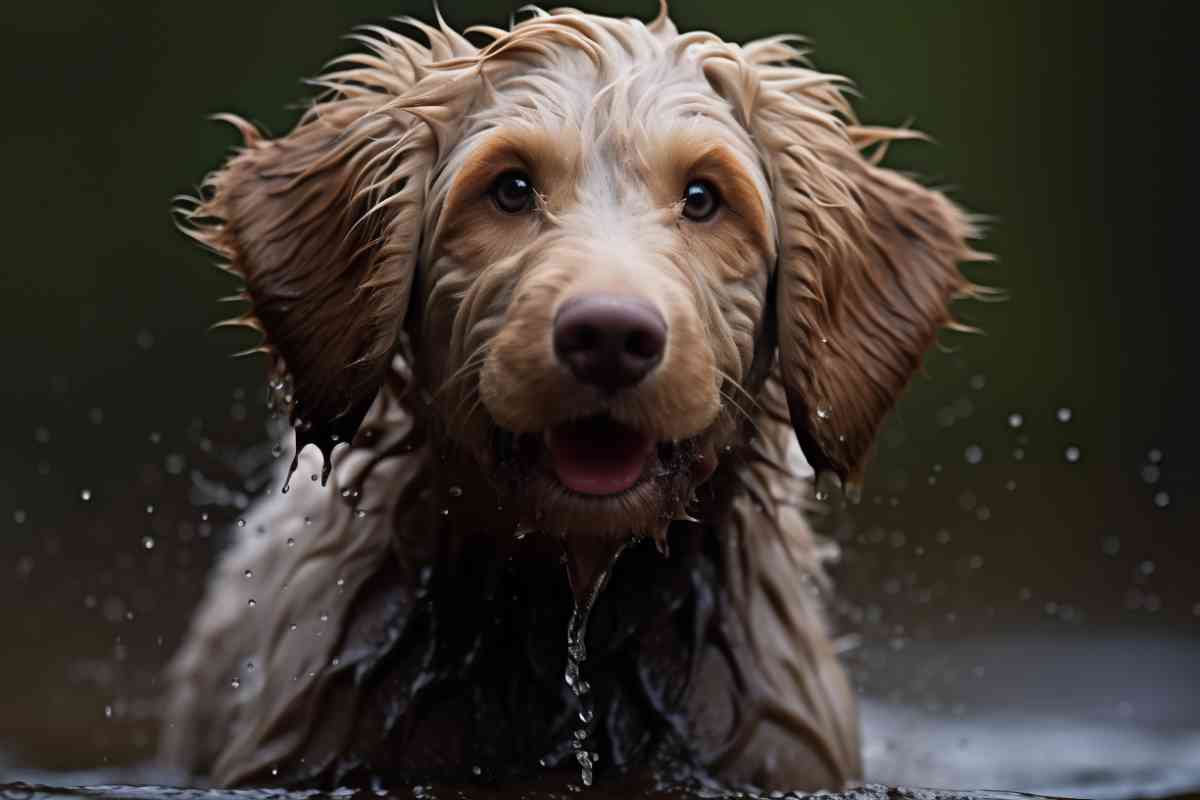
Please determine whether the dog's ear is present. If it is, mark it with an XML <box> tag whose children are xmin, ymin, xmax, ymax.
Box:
<box><xmin>772</xmin><ymin>155</ymin><xmax>980</xmax><ymax>485</ymax></box>
<box><xmin>730</xmin><ymin>48</ymin><xmax>985</xmax><ymax>485</ymax></box>
<box><xmin>185</xmin><ymin>99</ymin><xmax>436</xmax><ymax>480</ymax></box>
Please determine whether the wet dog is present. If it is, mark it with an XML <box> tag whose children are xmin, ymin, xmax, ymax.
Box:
<box><xmin>165</xmin><ymin>5</ymin><xmax>983</xmax><ymax>791</ymax></box>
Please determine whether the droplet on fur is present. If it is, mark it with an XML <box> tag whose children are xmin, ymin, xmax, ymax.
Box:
<box><xmin>247</xmin><ymin>598</ymin><xmax>256</xmax><ymax>608</ymax></box>
<box><xmin>287</xmin><ymin>537</ymin><xmax>295</xmax><ymax>547</ymax></box>
<box><xmin>815</xmin><ymin>406</ymin><xmax>831</xmax><ymax>421</ymax></box>
<box><xmin>244</xmin><ymin>569</ymin><xmax>253</xmax><ymax>579</ymax></box>
<box><xmin>231</xmin><ymin>677</ymin><xmax>241</xmax><ymax>689</ymax></box>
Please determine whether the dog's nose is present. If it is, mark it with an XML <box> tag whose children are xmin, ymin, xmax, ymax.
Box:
<box><xmin>554</xmin><ymin>294</ymin><xmax>667</xmax><ymax>391</ymax></box>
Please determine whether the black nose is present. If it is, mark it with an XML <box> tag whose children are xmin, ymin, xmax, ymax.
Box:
<box><xmin>554</xmin><ymin>294</ymin><xmax>667</xmax><ymax>392</ymax></box>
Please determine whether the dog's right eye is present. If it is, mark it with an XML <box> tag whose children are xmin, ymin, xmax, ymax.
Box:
<box><xmin>490</xmin><ymin>171</ymin><xmax>535</xmax><ymax>214</ymax></box>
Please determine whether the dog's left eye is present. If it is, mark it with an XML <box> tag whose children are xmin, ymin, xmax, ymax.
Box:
<box><xmin>491</xmin><ymin>171</ymin><xmax>536</xmax><ymax>214</ymax></box>
<box><xmin>682</xmin><ymin>180</ymin><xmax>721</xmax><ymax>222</ymax></box>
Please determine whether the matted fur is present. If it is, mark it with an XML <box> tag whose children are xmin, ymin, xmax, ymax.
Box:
<box><xmin>167</xmin><ymin>4</ymin><xmax>983</xmax><ymax>791</ymax></box>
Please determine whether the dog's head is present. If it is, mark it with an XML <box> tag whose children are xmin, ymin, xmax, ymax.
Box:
<box><xmin>187</xmin><ymin>8</ymin><xmax>981</xmax><ymax>541</ymax></box>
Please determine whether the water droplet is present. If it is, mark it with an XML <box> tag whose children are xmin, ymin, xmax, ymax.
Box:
<box><xmin>336</xmin><ymin>578</ymin><xmax>345</xmax><ymax>587</ymax></box>
<box><xmin>246</xmin><ymin>661</ymin><xmax>255</xmax><ymax>672</ymax></box>
<box><xmin>1056</xmin><ymin>407</ymin><xmax>1073</xmax><ymax>423</ymax></box>
<box><xmin>289</xmin><ymin>623</ymin><xmax>297</xmax><ymax>632</ymax></box>
<box><xmin>145</xmin><ymin>504</ymin><xmax>155</xmax><ymax>515</ymax></box>
<box><xmin>231</xmin><ymin>677</ymin><xmax>241</xmax><ymax>689</ymax></box>
<box><xmin>1154</xmin><ymin>491</ymin><xmax>1170</xmax><ymax>508</ymax></box>
<box><xmin>200</xmin><ymin>512</ymin><xmax>209</xmax><ymax>522</ymax></box>
<box><xmin>354</xmin><ymin>509</ymin><xmax>366</xmax><ymax>519</ymax></box>
<box><xmin>1064</xmin><ymin>445</ymin><xmax>1081</xmax><ymax>463</ymax></box>
<box><xmin>271</xmin><ymin>767</ymin><xmax>279</xmax><ymax>777</ymax></box>
<box><xmin>440</xmin><ymin>508</ymin><xmax>449</xmax><ymax>516</ymax></box>
<box><xmin>310</xmin><ymin>474</ymin><xmax>318</xmax><ymax>482</ymax></box>
<box><xmin>969</xmin><ymin>374</ymin><xmax>986</xmax><ymax>390</ymax></box>
<box><xmin>471</xmin><ymin>766</ymin><xmax>482</xmax><ymax>777</ymax></box>
<box><xmin>304</xmin><ymin>516</ymin><xmax>312</xmax><ymax>526</ymax></box>
<box><xmin>448</xmin><ymin>485</ymin><xmax>463</xmax><ymax>498</ymax></box>
<box><xmin>271</xmin><ymin>445</ymin><xmax>283</xmax><ymax>458</ymax></box>
<box><xmin>80</xmin><ymin>489</ymin><xmax>92</xmax><ymax>501</ymax></box>
<box><xmin>237</xmin><ymin>518</ymin><xmax>246</xmax><ymax>528</ymax></box>
<box><xmin>319</xmin><ymin>613</ymin><xmax>328</xmax><ymax>622</ymax></box>
<box><xmin>104</xmin><ymin>705</ymin><xmax>113</xmax><ymax>719</ymax></box>
<box><xmin>964</xmin><ymin>445</ymin><xmax>984</xmax><ymax>465</ymax></box>
<box><xmin>287</xmin><ymin>537</ymin><xmax>296</xmax><ymax>547</ymax></box>
<box><xmin>244</xmin><ymin>569</ymin><xmax>253</xmax><ymax>579</ymax></box>
<box><xmin>1148</xmin><ymin>448</ymin><xmax>1163</xmax><ymax>464</ymax></box>
<box><xmin>1013</xmin><ymin>447</ymin><xmax>1025</xmax><ymax>461</ymax></box>
<box><xmin>142</xmin><ymin>536</ymin><xmax>155</xmax><ymax>550</ymax></box>
<box><xmin>247</xmin><ymin>598</ymin><xmax>256</xmax><ymax>608</ymax></box>
<box><xmin>815</xmin><ymin>406</ymin><xmax>831</xmax><ymax>421</ymax></box>
<box><xmin>1007</xmin><ymin>412</ymin><xmax>1024</xmax><ymax>429</ymax></box>
<box><xmin>1141</xmin><ymin>464</ymin><xmax>1160</xmax><ymax>484</ymax></box>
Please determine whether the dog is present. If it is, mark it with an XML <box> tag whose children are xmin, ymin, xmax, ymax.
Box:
<box><xmin>164</xmin><ymin>4</ymin><xmax>983</xmax><ymax>791</ymax></box>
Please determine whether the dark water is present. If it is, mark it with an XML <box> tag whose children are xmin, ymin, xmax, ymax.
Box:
<box><xmin>3</xmin><ymin>633</ymin><xmax>1198</xmax><ymax>800</ymax></box>
<box><xmin>0</xmin><ymin>784</ymin><xmax>1094</xmax><ymax>800</ymax></box>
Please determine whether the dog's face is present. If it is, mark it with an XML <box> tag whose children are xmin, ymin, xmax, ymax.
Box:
<box><xmin>417</xmin><ymin>49</ymin><xmax>776</xmax><ymax>537</ymax></box>
<box><xmin>188</xmin><ymin>9</ymin><xmax>980</xmax><ymax>540</ymax></box>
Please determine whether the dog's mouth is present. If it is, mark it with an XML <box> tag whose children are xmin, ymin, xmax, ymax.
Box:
<box><xmin>544</xmin><ymin>415</ymin><xmax>655</xmax><ymax>496</ymax></box>
<box><xmin>488</xmin><ymin>413</ymin><xmax>716</xmax><ymax>538</ymax></box>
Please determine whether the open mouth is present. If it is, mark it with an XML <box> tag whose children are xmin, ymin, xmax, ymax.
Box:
<box><xmin>544</xmin><ymin>414</ymin><xmax>655</xmax><ymax>496</ymax></box>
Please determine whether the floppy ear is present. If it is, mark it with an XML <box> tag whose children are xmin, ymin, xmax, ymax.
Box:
<box><xmin>776</xmin><ymin>154</ymin><xmax>982</xmax><ymax>485</ymax></box>
<box><xmin>184</xmin><ymin>94</ymin><xmax>436</xmax><ymax>481</ymax></box>
<box><xmin>737</xmin><ymin>46</ymin><xmax>985</xmax><ymax>485</ymax></box>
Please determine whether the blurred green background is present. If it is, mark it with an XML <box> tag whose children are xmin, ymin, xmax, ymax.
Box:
<box><xmin>0</xmin><ymin>0</ymin><xmax>1194</xmax><ymax>779</ymax></box>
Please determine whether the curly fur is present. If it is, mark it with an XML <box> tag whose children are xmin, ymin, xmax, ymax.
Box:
<box><xmin>166</xmin><ymin>4</ymin><xmax>984</xmax><ymax>791</ymax></box>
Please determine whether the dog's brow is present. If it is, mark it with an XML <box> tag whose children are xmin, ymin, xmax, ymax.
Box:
<box><xmin>443</xmin><ymin>128</ymin><xmax>578</xmax><ymax>215</ymax></box>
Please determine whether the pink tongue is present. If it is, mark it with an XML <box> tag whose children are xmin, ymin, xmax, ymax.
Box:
<box><xmin>546</xmin><ymin>416</ymin><xmax>654</xmax><ymax>495</ymax></box>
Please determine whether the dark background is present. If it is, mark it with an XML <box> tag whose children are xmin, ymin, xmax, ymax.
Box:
<box><xmin>0</xmin><ymin>0</ymin><xmax>1195</xmax><ymax>782</ymax></box>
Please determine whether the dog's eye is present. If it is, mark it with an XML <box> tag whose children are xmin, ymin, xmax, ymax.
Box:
<box><xmin>491</xmin><ymin>171</ymin><xmax>535</xmax><ymax>214</ymax></box>
<box><xmin>682</xmin><ymin>180</ymin><xmax>721</xmax><ymax>222</ymax></box>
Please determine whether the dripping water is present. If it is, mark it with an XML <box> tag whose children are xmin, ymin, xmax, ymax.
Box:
<box><xmin>558</xmin><ymin>537</ymin><xmax>628</xmax><ymax>787</ymax></box>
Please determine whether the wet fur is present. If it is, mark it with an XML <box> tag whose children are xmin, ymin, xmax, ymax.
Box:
<box><xmin>166</xmin><ymin>5</ymin><xmax>983</xmax><ymax>791</ymax></box>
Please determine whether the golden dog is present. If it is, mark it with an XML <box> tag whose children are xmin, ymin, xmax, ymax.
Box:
<box><xmin>165</xmin><ymin>4</ymin><xmax>983</xmax><ymax>791</ymax></box>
